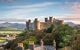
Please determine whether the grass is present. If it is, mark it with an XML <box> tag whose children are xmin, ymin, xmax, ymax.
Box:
<box><xmin>0</xmin><ymin>40</ymin><xmax>6</xmax><ymax>43</ymax></box>
<box><xmin>0</xmin><ymin>30</ymin><xmax>23</xmax><ymax>42</ymax></box>
<box><xmin>0</xmin><ymin>30</ymin><xmax>22</xmax><ymax>34</ymax></box>
<box><xmin>0</xmin><ymin>38</ymin><xmax>6</xmax><ymax>43</ymax></box>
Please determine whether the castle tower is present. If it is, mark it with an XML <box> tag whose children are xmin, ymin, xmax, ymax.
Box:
<box><xmin>34</xmin><ymin>18</ymin><xmax>40</xmax><ymax>31</ymax></box>
<box><xmin>49</xmin><ymin>17</ymin><xmax>53</xmax><ymax>23</ymax></box>
<box><xmin>45</xmin><ymin>18</ymin><xmax>48</xmax><ymax>22</ymax></box>
<box><xmin>26</xmin><ymin>20</ymin><xmax>31</xmax><ymax>30</ymax></box>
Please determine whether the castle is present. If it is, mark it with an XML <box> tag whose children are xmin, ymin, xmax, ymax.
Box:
<box><xmin>26</xmin><ymin>17</ymin><xmax>63</xmax><ymax>31</ymax></box>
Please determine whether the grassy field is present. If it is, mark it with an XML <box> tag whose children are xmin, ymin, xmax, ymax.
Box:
<box><xmin>0</xmin><ymin>30</ymin><xmax>23</xmax><ymax>42</ymax></box>
<box><xmin>0</xmin><ymin>38</ymin><xmax>6</xmax><ymax>43</ymax></box>
<box><xmin>0</xmin><ymin>30</ymin><xmax>23</xmax><ymax>43</ymax></box>
<box><xmin>0</xmin><ymin>31</ymin><xmax>23</xmax><ymax>34</ymax></box>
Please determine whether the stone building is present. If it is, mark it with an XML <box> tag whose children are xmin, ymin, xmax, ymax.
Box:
<box><xmin>15</xmin><ymin>42</ymin><xmax>24</xmax><ymax>50</ymax></box>
<box><xmin>26</xmin><ymin>17</ymin><xmax>64</xmax><ymax>31</ymax></box>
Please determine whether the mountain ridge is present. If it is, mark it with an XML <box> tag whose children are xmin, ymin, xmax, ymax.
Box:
<box><xmin>0</xmin><ymin>22</ymin><xmax>26</xmax><ymax>30</ymax></box>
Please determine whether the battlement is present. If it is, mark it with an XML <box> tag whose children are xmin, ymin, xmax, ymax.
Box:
<box><xmin>26</xmin><ymin>17</ymin><xmax>64</xmax><ymax>31</ymax></box>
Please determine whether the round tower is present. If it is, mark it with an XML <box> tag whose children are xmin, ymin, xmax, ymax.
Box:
<box><xmin>45</xmin><ymin>18</ymin><xmax>48</xmax><ymax>22</ymax></box>
<box><xmin>26</xmin><ymin>19</ymin><xmax>31</xmax><ymax>30</ymax></box>
<box><xmin>49</xmin><ymin>17</ymin><xmax>53</xmax><ymax>23</ymax></box>
<box><xmin>34</xmin><ymin>18</ymin><xmax>40</xmax><ymax>31</ymax></box>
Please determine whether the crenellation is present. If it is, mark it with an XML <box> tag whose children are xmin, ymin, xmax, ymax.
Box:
<box><xmin>49</xmin><ymin>17</ymin><xmax>53</xmax><ymax>23</ymax></box>
<box><xmin>45</xmin><ymin>18</ymin><xmax>48</xmax><ymax>23</ymax></box>
<box><xmin>26</xmin><ymin>19</ymin><xmax>31</xmax><ymax>30</ymax></box>
<box><xmin>26</xmin><ymin>17</ymin><xmax>64</xmax><ymax>31</ymax></box>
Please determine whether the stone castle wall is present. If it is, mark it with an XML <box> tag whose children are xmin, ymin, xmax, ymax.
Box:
<box><xmin>26</xmin><ymin>17</ymin><xmax>64</xmax><ymax>31</ymax></box>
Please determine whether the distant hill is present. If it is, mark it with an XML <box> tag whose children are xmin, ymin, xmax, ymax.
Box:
<box><xmin>0</xmin><ymin>22</ymin><xmax>79</xmax><ymax>31</ymax></box>
<box><xmin>0</xmin><ymin>27</ymin><xmax>20</xmax><ymax>31</ymax></box>
<box><xmin>0</xmin><ymin>22</ymin><xmax>26</xmax><ymax>30</ymax></box>
<box><xmin>64</xmin><ymin>22</ymin><xmax>80</xmax><ymax>29</ymax></box>
<box><xmin>74</xmin><ymin>25</ymin><xmax>80</xmax><ymax>29</ymax></box>
<box><xmin>64</xmin><ymin>22</ymin><xmax>77</xmax><ymax>27</ymax></box>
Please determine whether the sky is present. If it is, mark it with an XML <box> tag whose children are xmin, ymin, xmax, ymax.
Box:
<box><xmin>0</xmin><ymin>0</ymin><xmax>80</xmax><ymax>24</ymax></box>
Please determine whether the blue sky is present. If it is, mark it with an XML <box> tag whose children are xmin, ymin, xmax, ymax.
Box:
<box><xmin>0</xmin><ymin>0</ymin><xmax>80</xmax><ymax>24</ymax></box>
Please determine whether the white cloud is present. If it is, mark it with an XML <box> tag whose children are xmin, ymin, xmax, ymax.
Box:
<box><xmin>0</xmin><ymin>2</ymin><xmax>54</xmax><ymax>22</ymax></box>
<box><xmin>1</xmin><ymin>2</ymin><xmax>80</xmax><ymax>24</ymax></box>
<box><xmin>7</xmin><ymin>2</ymin><xmax>53</xmax><ymax>9</ymax></box>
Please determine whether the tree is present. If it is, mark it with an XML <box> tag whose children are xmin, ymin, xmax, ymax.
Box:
<box><xmin>71</xmin><ymin>29</ymin><xmax>80</xmax><ymax>50</ymax></box>
<box><xmin>46</xmin><ymin>24</ymin><xmax>54</xmax><ymax>33</ymax></box>
<box><xmin>52</xmin><ymin>24</ymin><xmax>74</xmax><ymax>50</ymax></box>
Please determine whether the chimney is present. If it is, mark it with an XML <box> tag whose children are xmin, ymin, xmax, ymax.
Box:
<box><xmin>49</xmin><ymin>17</ymin><xmax>53</xmax><ymax>22</ymax></box>
<box><xmin>17</xmin><ymin>42</ymin><xmax>24</xmax><ymax>50</ymax></box>
<box><xmin>45</xmin><ymin>18</ymin><xmax>48</xmax><ymax>22</ymax></box>
<box><xmin>18</xmin><ymin>43</ymin><xmax>24</xmax><ymax>47</ymax></box>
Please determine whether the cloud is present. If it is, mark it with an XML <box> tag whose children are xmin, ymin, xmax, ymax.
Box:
<box><xmin>0</xmin><ymin>18</ymin><xmax>27</xmax><ymax>22</ymax></box>
<box><xmin>69</xmin><ymin>2</ymin><xmax>80</xmax><ymax>16</ymax></box>
<box><xmin>5</xmin><ymin>2</ymin><xmax>53</xmax><ymax>9</ymax></box>
<box><xmin>59</xmin><ymin>17</ymin><xmax>80</xmax><ymax>21</ymax></box>
<box><xmin>0</xmin><ymin>1</ymin><xmax>80</xmax><ymax>24</ymax></box>
<box><xmin>5</xmin><ymin>2</ymin><xmax>53</xmax><ymax>17</ymax></box>
<box><xmin>0</xmin><ymin>2</ymin><xmax>54</xmax><ymax>22</ymax></box>
<box><xmin>55</xmin><ymin>2</ymin><xmax>80</xmax><ymax>24</ymax></box>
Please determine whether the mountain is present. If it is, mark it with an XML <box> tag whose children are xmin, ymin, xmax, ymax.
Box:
<box><xmin>0</xmin><ymin>27</ymin><xmax>19</xmax><ymax>31</ymax></box>
<box><xmin>74</xmin><ymin>24</ymin><xmax>80</xmax><ymax>29</ymax></box>
<box><xmin>64</xmin><ymin>22</ymin><xmax>77</xmax><ymax>27</ymax></box>
<box><xmin>63</xmin><ymin>22</ymin><xmax>80</xmax><ymax>29</ymax></box>
<box><xmin>0</xmin><ymin>22</ymin><xmax>26</xmax><ymax>30</ymax></box>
